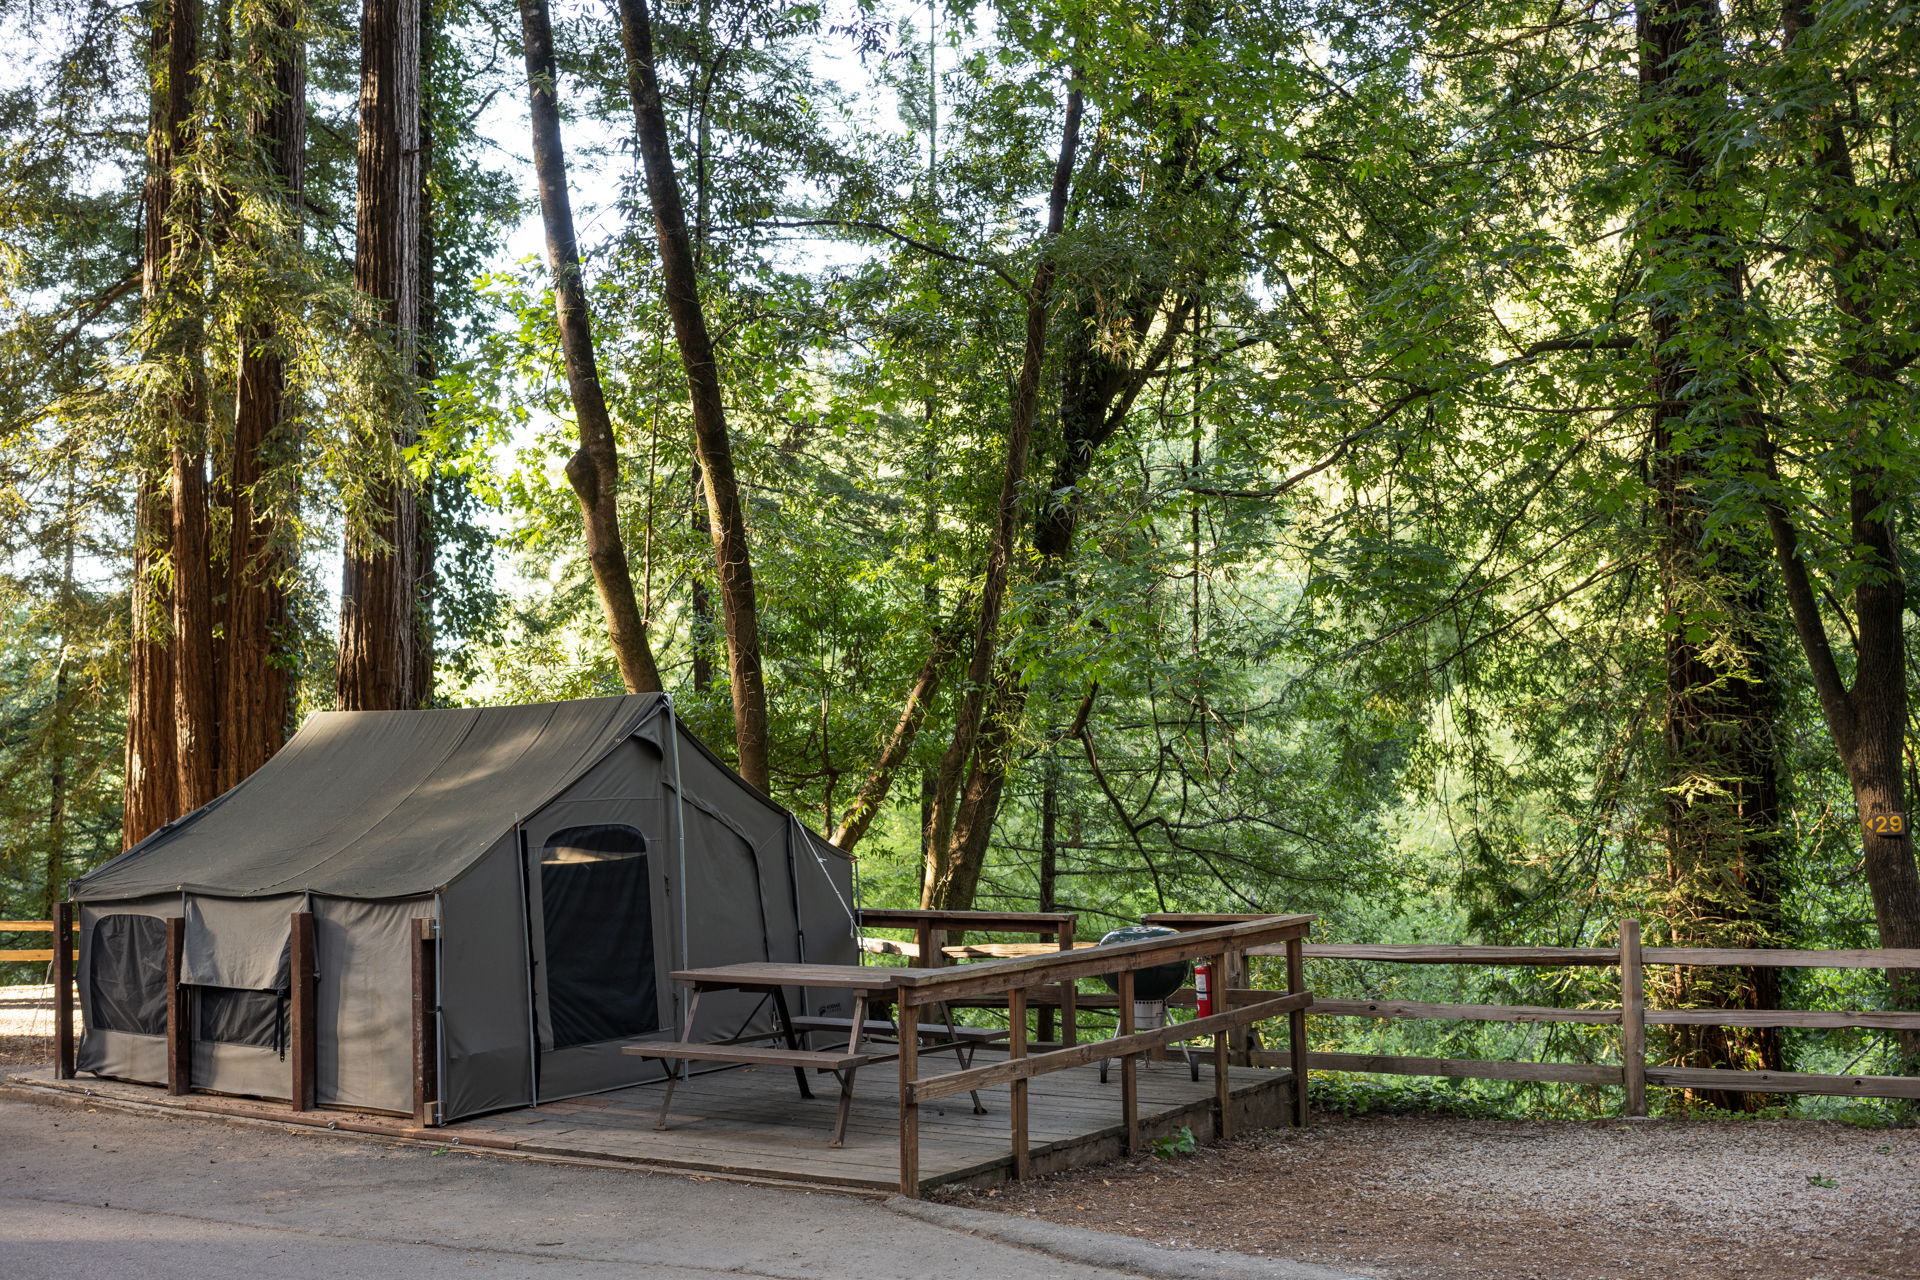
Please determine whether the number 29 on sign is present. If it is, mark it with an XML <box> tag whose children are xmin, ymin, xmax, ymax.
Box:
<box><xmin>1864</xmin><ymin>813</ymin><xmax>1908</xmax><ymax>838</ymax></box>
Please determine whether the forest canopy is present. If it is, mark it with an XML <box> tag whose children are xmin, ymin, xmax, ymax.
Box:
<box><xmin>2</xmin><ymin>0</ymin><xmax>1917</xmax><ymax>1108</ymax></box>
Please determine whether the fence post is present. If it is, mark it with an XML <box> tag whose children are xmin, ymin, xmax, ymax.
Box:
<box><xmin>165</xmin><ymin>916</ymin><xmax>189</xmax><ymax>1095</ymax></box>
<box><xmin>53</xmin><ymin>901</ymin><xmax>75</xmax><ymax>1079</ymax></box>
<box><xmin>1212</xmin><ymin>950</ymin><xmax>1232</xmax><ymax>1140</ymax></box>
<box><xmin>897</xmin><ymin>986</ymin><xmax>921</xmax><ymax>1196</ymax></box>
<box><xmin>1117</xmin><ymin>969</ymin><xmax>1139</xmax><ymax>1155</ymax></box>
<box><xmin>290</xmin><ymin>911</ymin><xmax>317</xmax><ymax>1111</ymax></box>
<box><xmin>1285</xmin><ymin>933</ymin><xmax>1309</xmax><ymax>1127</ymax></box>
<box><xmin>1620</xmin><ymin>918</ymin><xmax>1647</xmax><ymax>1117</ymax></box>
<box><xmin>1058</xmin><ymin>920</ymin><xmax>1077</xmax><ymax>1049</ymax></box>
<box><xmin>1009</xmin><ymin>985</ymin><xmax>1030</xmax><ymax>1179</ymax></box>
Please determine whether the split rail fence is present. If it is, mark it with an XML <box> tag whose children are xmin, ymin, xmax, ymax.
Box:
<box><xmin>1139</xmin><ymin>914</ymin><xmax>1920</xmax><ymax>1112</ymax></box>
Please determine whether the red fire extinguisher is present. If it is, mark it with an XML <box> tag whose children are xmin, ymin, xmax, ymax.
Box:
<box><xmin>1194</xmin><ymin>961</ymin><xmax>1214</xmax><ymax>1018</ymax></box>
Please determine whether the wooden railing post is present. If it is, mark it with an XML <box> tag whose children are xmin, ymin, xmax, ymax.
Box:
<box><xmin>165</xmin><ymin>916</ymin><xmax>189</xmax><ymax>1095</ymax></box>
<box><xmin>1009</xmin><ymin>985</ymin><xmax>1030</xmax><ymax>1178</ymax></box>
<box><xmin>1116</xmin><ymin>968</ymin><xmax>1139</xmax><ymax>1155</ymax></box>
<box><xmin>411</xmin><ymin>917</ymin><xmax>439</xmax><ymax>1127</ymax></box>
<box><xmin>897</xmin><ymin>986</ymin><xmax>921</xmax><ymax>1196</ymax></box>
<box><xmin>52</xmin><ymin>901</ymin><xmax>75</xmax><ymax>1079</ymax></box>
<box><xmin>1285</xmin><ymin>934</ymin><xmax>1308</xmax><ymax>1126</ymax></box>
<box><xmin>1058</xmin><ymin>920</ymin><xmax>1077</xmax><ymax>1049</ymax></box>
<box><xmin>290</xmin><ymin>911</ymin><xmax>317</xmax><ymax>1111</ymax></box>
<box><xmin>1212</xmin><ymin>951</ymin><xmax>1233</xmax><ymax>1139</ymax></box>
<box><xmin>1620</xmin><ymin>918</ymin><xmax>1646</xmax><ymax>1117</ymax></box>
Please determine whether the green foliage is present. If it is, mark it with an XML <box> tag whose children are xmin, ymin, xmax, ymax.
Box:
<box><xmin>1147</xmin><ymin>1124</ymin><xmax>1196</xmax><ymax>1157</ymax></box>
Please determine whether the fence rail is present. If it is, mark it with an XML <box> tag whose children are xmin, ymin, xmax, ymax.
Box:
<box><xmin>1181</xmin><ymin>915</ymin><xmax>1920</xmax><ymax>1113</ymax></box>
<box><xmin>1</xmin><ymin>919</ymin><xmax>72</xmax><ymax>964</ymax></box>
<box><xmin>888</xmin><ymin>912</ymin><xmax>1316</xmax><ymax>1195</ymax></box>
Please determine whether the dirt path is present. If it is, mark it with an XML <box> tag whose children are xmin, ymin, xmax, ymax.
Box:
<box><xmin>954</xmin><ymin>1112</ymin><xmax>1919</xmax><ymax>1280</ymax></box>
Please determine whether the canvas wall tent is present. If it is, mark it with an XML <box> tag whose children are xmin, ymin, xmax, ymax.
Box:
<box><xmin>70</xmin><ymin>695</ymin><xmax>859</xmax><ymax>1121</ymax></box>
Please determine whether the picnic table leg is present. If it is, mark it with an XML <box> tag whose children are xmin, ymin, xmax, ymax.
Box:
<box><xmin>653</xmin><ymin>1059</ymin><xmax>684</xmax><ymax>1130</ymax></box>
<box><xmin>829</xmin><ymin>1066</ymin><xmax>857</xmax><ymax>1148</ymax></box>
<box><xmin>935</xmin><ymin>999</ymin><xmax>987</xmax><ymax>1114</ymax></box>
<box><xmin>770</xmin><ymin>985</ymin><xmax>815</xmax><ymax>1099</ymax></box>
<box><xmin>846</xmin><ymin>991</ymin><xmax>869</xmax><ymax>1053</ymax></box>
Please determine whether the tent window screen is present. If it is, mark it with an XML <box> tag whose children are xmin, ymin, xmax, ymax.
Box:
<box><xmin>197</xmin><ymin>987</ymin><xmax>286</xmax><ymax>1050</ymax></box>
<box><xmin>540</xmin><ymin>824</ymin><xmax>659</xmax><ymax>1049</ymax></box>
<box><xmin>89</xmin><ymin>914</ymin><xmax>169</xmax><ymax>1036</ymax></box>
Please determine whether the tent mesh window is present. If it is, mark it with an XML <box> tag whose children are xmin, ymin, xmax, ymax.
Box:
<box><xmin>88</xmin><ymin>914</ymin><xmax>169</xmax><ymax>1036</ymax></box>
<box><xmin>540</xmin><ymin>824</ymin><xmax>659</xmax><ymax>1049</ymax></box>
<box><xmin>196</xmin><ymin>988</ymin><xmax>287</xmax><ymax>1051</ymax></box>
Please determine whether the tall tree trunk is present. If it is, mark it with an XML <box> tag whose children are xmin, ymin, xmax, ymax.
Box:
<box><xmin>613</xmin><ymin>0</ymin><xmax>769</xmax><ymax>785</ymax></box>
<box><xmin>45</xmin><ymin>509</ymin><xmax>76</xmax><ymax>915</ymax></box>
<box><xmin>171</xmin><ymin>430</ymin><xmax>218</xmax><ymax>811</ymax></box>
<box><xmin>920</xmin><ymin>75</ymin><xmax>1084</xmax><ymax>908</ymax></box>
<box><xmin>337</xmin><ymin>0</ymin><xmax>424</xmax><ymax>710</ymax></box>
<box><xmin>125</xmin><ymin>477</ymin><xmax>177</xmax><ymax>847</ymax></box>
<box><xmin>124</xmin><ymin>0</ymin><xmax>202</xmax><ymax>847</ymax></box>
<box><xmin>221</xmin><ymin>0</ymin><xmax>303</xmax><ymax>791</ymax></box>
<box><xmin>1771</xmin><ymin>0</ymin><xmax>1920</xmax><ymax>1062</ymax></box>
<box><xmin>519</xmin><ymin>0</ymin><xmax>663</xmax><ymax>694</ymax></box>
<box><xmin>412</xmin><ymin>0</ymin><xmax>438</xmax><ymax>706</ymax></box>
<box><xmin>829</xmin><ymin>619</ymin><xmax>959</xmax><ymax>851</ymax></box>
<box><xmin>1638</xmin><ymin>0</ymin><xmax>1786</xmax><ymax>1105</ymax></box>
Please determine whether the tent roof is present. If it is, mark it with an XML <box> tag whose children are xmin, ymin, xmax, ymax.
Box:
<box><xmin>77</xmin><ymin>695</ymin><xmax>670</xmax><ymax>901</ymax></box>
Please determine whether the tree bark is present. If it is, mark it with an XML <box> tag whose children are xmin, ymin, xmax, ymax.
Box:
<box><xmin>919</xmin><ymin>76</ymin><xmax>1083</xmax><ymax>908</ymax></box>
<box><xmin>412</xmin><ymin>0</ymin><xmax>439</xmax><ymax>706</ymax></box>
<box><xmin>124</xmin><ymin>0</ymin><xmax>201</xmax><ymax>847</ymax></box>
<box><xmin>613</xmin><ymin>0</ymin><xmax>768</xmax><ymax>784</ymax></box>
<box><xmin>1637</xmin><ymin>0</ymin><xmax>1786</xmax><ymax>1103</ymax></box>
<box><xmin>221</xmin><ymin>0</ymin><xmax>304</xmax><ymax>791</ymax></box>
<box><xmin>1771</xmin><ymin>0</ymin><xmax>1920</xmax><ymax>1055</ymax></box>
<box><xmin>829</xmin><ymin>619</ymin><xmax>960</xmax><ymax>852</ymax></box>
<box><xmin>338</xmin><ymin>0</ymin><xmax>425</xmax><ymax>711</ymax></box>
<box><xmin>520</xmin><ymin>0</ymin><xmax>663</xmax><ymax>694</ymax></box>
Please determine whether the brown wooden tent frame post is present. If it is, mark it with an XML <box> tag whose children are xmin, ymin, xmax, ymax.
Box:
<box><xmin>412</xmin><ymin>916</ymin><xmax>440</xmax><ymax>1127</ymax></box>
<box><xmin>290</xmin><ymin>910</ymin><xmax>317</xmax><ymax>1111</ymax></box>
<box><xmin>52</xmin><ymin>901</ymin><xmax>75</xmax><ymax>1079</ymax></box>
<box><xmin>165</xmin><ymin>916</ymin><xmax>189</xmax><ymax>1095</ymax></box>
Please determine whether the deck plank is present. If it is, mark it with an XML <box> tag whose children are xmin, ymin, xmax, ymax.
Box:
<box><xmin>5</xmin><ymin>1048</ymin><xmax>1293</xmax><ymax>1193</ymax></box>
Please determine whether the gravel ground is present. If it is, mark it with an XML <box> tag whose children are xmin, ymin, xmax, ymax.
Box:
<box><xmin>951</xmin><ymin>1112</ymin><xmax>1920</xmax><ymax>1280</ymax></box>
<box><xmin>0</xmin><ymin>988</ymin><xmax>53</xmax><ymax>1068</ymax></box>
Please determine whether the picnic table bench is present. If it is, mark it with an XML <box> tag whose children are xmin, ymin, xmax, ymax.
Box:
<box><xmin>624</xmin><ymin>962</ymin><xmax>1005</xmax><ymax>1147</ymax></box>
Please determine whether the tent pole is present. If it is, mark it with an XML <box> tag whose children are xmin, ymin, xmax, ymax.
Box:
<box><xmin>666</xmin><ymin>697</ymin><xmax>690</xmax><ymax>1023</ymax></box>
<box><xmin>784</xmin><ymin>818</ymin><xmax>809</xmax><ymax>1019</ymax></box>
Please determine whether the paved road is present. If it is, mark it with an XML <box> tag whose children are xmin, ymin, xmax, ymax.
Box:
<box><xmin>0</xmin><ymin>1092</ymin><xmax>1148</xmax><ymax>1280</ymax></box>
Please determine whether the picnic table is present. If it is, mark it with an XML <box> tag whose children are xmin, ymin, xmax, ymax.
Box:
<box><xmin>623</xmin><ymin>963</ymin><xmax>1003</xmax><ymax>1148</ymax></box>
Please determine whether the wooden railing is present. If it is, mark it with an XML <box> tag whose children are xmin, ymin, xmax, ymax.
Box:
<box><xmin>888</xmin><ymin>913</ymin><xmax>1315</xmax><ymax>1196</ymax></box>
<box><xmin>1151</xmin><ymin>916</ymin><xmax>1920</xmax><ymax>1112</ymax></box>
<box><xmin>0</xmin><ymin>919</ymin><xmax>71</xmax><ymax>964</ymax></box>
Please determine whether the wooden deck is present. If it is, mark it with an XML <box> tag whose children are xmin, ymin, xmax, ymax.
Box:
<box><xmin>6</xmin><ymin>1050</ymin><xmax>1295</xmax><ymax>1195</ymax></box>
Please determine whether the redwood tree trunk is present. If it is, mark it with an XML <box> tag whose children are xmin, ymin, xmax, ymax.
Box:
<box><xmin>124</xmin><ymin>0</ymin><xmax>201</xmax><ymax>847</ymax></box>
<box><xmin>613</xmin><ymin>0</ymin><xmax>768</xmax><ymax>785</ymax></box>
<box><xmin>338</xmin><ymin>0</ymin><xmax>425</xmax><ymax>711</ymax></box>
<box><xmin>222</xmin><ymin>1</ymin><xmax>304</xmax><ymax>790</ymax></box>
<box><xmin>521</xmin><ymin>0</ymin><xmax>663</xmax><ymax>694</ymax></box>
